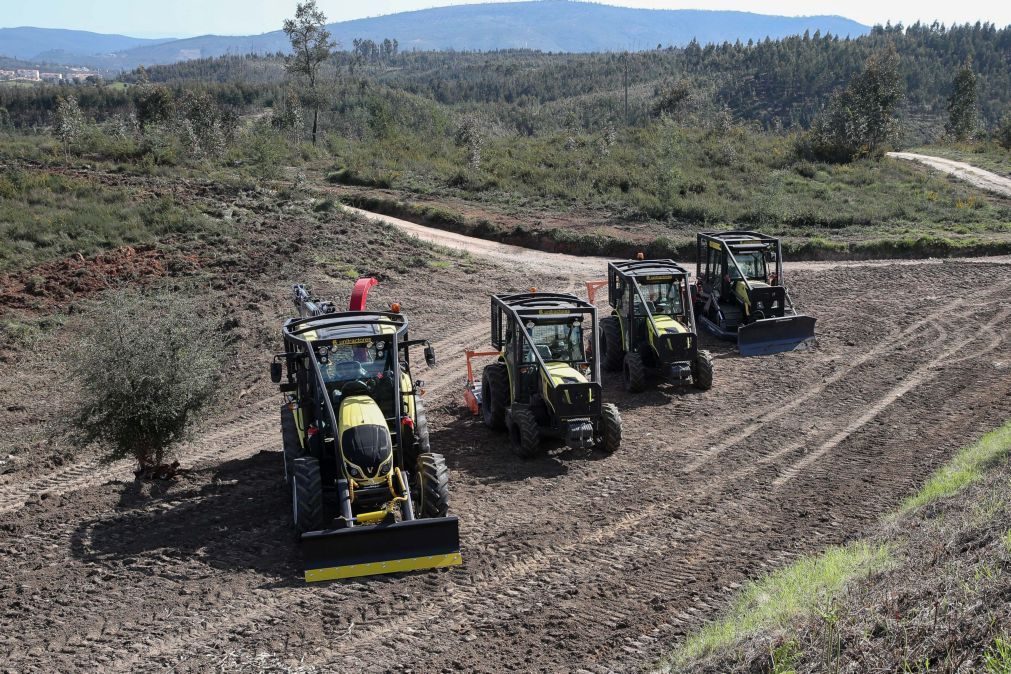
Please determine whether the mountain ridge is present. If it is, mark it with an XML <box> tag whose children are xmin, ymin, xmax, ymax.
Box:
<box><xmin>0</xmin><ymin>1</ymin><xmax>870</xmax><ymax>70</ymax></box>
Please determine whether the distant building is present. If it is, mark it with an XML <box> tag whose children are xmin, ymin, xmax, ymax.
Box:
<box><xmin>40</xmin><ymin>72</ymin><xmax>63</xmax><ymax>81</ymax></box>
<box><xmin>0</xmin><ymin>70</ymin><xmax>15</xmax><ymax>81</ymax></box>
<box><xmin>15</xmin><ymin>69</ymin><xmax>40</xmax><ymax>81</ymax></box>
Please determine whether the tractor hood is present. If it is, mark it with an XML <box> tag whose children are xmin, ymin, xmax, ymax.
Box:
<box><xmin>543</xmin><ymin>362</ymin><xmax>588</xmax><ymax>386</ymax></box>
<box><xmin>650</xmin><ymin>315</ymin><xmax>687</xmax><ymax>335</ymax></box>
<box><xmin>338</xmin><ymin>394</ymin><xmax>393</xmax><ymax>484</ymax></box>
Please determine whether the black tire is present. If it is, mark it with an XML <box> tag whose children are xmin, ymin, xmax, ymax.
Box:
<box><xmin>693</xmin><ymin>350</ymin><xmax>714</xmax><ymax>391</ymax></box>
<box><xmin>280</xmin><ymin>404</ymin><xmax>303</xmax><ymax>486</ymax></box>
<box><xmin>402</xmin><ymin>395</ymin><xmax>431</xmax><ymax>469</ymax></box>
<box><xmin>481</xmin><ymin>362</ymin><xmax>509</xmax><ymax>431</ymax></box>
<box><xmin>600</xmin><ymin>316</ymin><xmax>624</xmax><ymax>372</ymax></box>
<box><xmin>508</xmin><ymin>407</ymin><xmax>541</xmax><ymax>459</ymax></box>
<box><xmin>291</xmin><ymin>457</ymin><xmax>323</xmax><ymax>534</ymax></box>
<box><xmin>623</xmin><ymin>351</ymin><xmax>646</xmax><ymax>393</ymax></box>
<box><xmin>598</xmin><ymin>403</ymin><xmax>622</xmax><ymax>454</ymax></box>
<box><xmin>417</xmin><ymin>453</ymin><xmax>451</xmax><ymax>518</ymax></box>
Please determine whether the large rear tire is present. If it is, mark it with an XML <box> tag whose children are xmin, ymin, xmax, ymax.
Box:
<box><xmin>508</xmin><ymin>407</ymin><xmax>541</xmax><ymax>459</ymax></box>
<box><xmin>417</xmin><ymin>453</ymin><xmax>450</xmax><ymax>518</ymax></box>
<box><xmin>600</xmin><ymin>316</ymin><xmax>624</xmax><ymax>372</ymax></box>
<box><xmin>280</xmin><ymin>404</ymin><xmax>303</xmax><ymax>486</ymax></box>
<box><xmin>291</xmin><ymin>457</ymin><xmax>323</xmax><ymax>535</ymax></box>
<box><xmin>481</xmin><ymin>362</ymin><xmax>509</xmax><ymax>430</ymax></box>
<box><xmin>623</xmin><ymin>351</ymin><xmax>646</xmax><ymax>393</ymax></box>
<box><xmin>693</xmin><ymin>350</ymin><xmax>714</xmax><ymax>391</ymax></box>
<box><xmin>598</xmin><ymin>403</ymin><xmax>622</xmax><ymax>454</ymax></box>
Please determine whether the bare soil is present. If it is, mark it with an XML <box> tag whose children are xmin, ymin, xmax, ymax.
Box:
<box><xmin>2</xmin><ymin>175</ymin><xmax>1011</xmax><ymax>673</ymax></box>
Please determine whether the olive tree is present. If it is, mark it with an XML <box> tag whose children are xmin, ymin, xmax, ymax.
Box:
<box><xmin>69</xmin><ymin>292</ymin><xmax>221</xmax><ymax>474</ymax></box>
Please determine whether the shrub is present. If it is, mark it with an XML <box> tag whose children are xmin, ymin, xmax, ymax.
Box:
<box><xmin>996</xmin><ymin>111</ymin><xmax>1011</xmax><ymax>151</ymax></box>
<box><xmin>68</xmin><ymin>292</ymin><xmax>221</xmax><ymax>472</ymax></box>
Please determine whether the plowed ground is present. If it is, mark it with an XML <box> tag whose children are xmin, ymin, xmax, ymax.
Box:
<box><xmin>2</xmin><ymin>204</ymin><xmax>1011</xmax><ymax>673</ymax></box>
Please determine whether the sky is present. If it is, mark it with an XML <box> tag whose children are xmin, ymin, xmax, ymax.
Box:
<box><xmin>1</xmin><ymin>0</ymin><xmax>1008</xmax><ymax>39</ymax></box>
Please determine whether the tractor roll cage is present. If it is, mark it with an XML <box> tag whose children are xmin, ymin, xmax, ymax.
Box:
<box><xmin>608</xmin><ymin>260</ymin><xmax>699</xmax><ymax>353</ymax></box>
<box><xmin>696</xmin><ymin>231</ymin><xmax>786</xmax><ymax>296</ymax></box>
<box><xmin>281</xmin><ymin>311</ymin><xmax>413</xmax><ymax>469</ymax></box>
<box><xmin>490</xmin><ymin>293</ymin><xmax>602</xmax><ymax>410</ymax></box>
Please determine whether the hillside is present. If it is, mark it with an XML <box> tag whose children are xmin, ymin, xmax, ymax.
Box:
<box><xmin>0</xmin><ymin>27</ymin><xmax>169</xmax><ymax>61</ymax></box>
<box><xmin>1</xmin><ymin>2</ymin><xmax>869</xmax><ymax>69</ymax></box>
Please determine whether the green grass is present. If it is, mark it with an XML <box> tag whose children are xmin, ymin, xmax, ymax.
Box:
<box><xmin>667</xmin><ymin>542</ymin><xmax>892</xmax><ymax>665</ymax></box>
<box><xmin>985</xmin><ymin>636</ymin><xmax>1011</xmax><ymax>674</ymax></box>
<box><xmin>901</xmin><ymin>420</ymin><xmax>1011</xmax><ymax>512</ymax></box>
<box><xmin>0</xmin><ymin>168</ymin><xmax>220</xmax><ymax>272</ymax></box>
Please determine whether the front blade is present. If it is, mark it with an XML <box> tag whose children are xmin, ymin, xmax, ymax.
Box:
<box><xmin>737</xmin><ymin>315</ymin><xmax>817</xmax><ymax>357</ymax></box>
<box><xmin>301</xmin><ymin>516</ymin><xmax>461</xmax><ymax>582</ymax></box>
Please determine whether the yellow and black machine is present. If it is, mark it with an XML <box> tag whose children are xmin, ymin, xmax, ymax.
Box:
<box><xmin>587</xmin><ymin>257</ymin><xmax>714</xmax><ymax>393</ymax></box>
<box><xmin>464</xmin><ymin>291</ymin><xmax>622</xmax><ymax>458</ymax></box>
<box><xmin>693</xmin><ymin>231</ymin><xmax>816</xmax><ymax>356</ymax></box>
<box><xmin>270</xmin><ymin>279</ymin><xmax>460</xmax><ymax>582</ymax></box>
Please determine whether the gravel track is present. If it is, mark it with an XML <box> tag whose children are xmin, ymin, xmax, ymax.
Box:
<box><xmin>2</xmin><ymin>213</ymin><xmax>1010</xmax><ymax>673</ymax></box>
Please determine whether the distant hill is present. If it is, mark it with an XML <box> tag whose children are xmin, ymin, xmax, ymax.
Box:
<box><xmin>0</xmin><ymin>27</ymin><xmax>170</xmax><ymax>61</ymax></box>
<box><xmin>0</xmin><ymin>1</ymin><xmax>870</xmax><ymax>69</ymax></box>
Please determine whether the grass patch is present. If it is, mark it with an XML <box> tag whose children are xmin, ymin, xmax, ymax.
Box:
<box><xmin>901</xmin><ymin>420</ymin><xmax>1011</xmax><ymax>512</ymax></box>
<box><xmin>985</xmin><ymin>636</ymin><xmax>1011</xmax><ymax>674</ymax></box>
<box><xmin>668</xmin><ymin>542</ymin><xmax>891</xmax><ymax>665</ymax></box>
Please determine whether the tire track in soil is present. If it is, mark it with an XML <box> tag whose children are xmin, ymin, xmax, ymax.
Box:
<box><xmin>130</xmin><ymin>272</ymin><xmax>1011</xmax><ymax>672</ymax></box>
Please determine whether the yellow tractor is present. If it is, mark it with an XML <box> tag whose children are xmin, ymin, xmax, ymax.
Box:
<box><xmin>271</xmin><ymin>279</ymin><xmax>460</xmax><ymax>582</ymax></box>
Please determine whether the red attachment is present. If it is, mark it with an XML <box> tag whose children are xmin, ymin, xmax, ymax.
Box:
<box><xmin>585</xmin><ymin>280</ymin><xmax>608</xmax><ymax>304</ymax></box>
<box><xmin>463</xmin><ymin>350</ymin><xmax>500</xmax><ymax>416</ymax></box>
<box><xmin>401</xmin><ymin>416</ymin><xmax>415</xmax><ymax>429</ymax></box>
<box><xmin>349</xmin><ymin>277</ymin><xmax>379</xmax><ymax>311</ymax></box>
<box><xmin>307</xmin><ymin>425</ymin><xmax>318</xmax><ymax>437</ymax></box>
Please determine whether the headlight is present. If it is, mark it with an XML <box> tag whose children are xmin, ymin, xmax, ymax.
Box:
<box><xmin>347</xmin><ymin>465</ymin><xmax>362</xmax><ymax>478</ymax></box>
<box><xmin>377</xmin><ymin>456</ymin><xmax>393</xmax><ymax>476</ymax></box>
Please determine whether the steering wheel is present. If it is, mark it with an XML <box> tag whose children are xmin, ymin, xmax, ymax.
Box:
<box><xmin>341</xmin><ymin>378</ymin><xmax>377</xmax><ymax>397</ymax></box>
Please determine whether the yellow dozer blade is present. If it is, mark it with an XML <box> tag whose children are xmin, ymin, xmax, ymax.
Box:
<box><xmin>301</xmin><ymin>516</ymin><xmax>461</xmax><ymax>583</ymax></box>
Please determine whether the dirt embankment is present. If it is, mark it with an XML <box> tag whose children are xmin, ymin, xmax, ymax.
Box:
<box><xmin>2</xmin><ymin>179</ymin><xmax>1011</xmax><ymax>673</ymax></box>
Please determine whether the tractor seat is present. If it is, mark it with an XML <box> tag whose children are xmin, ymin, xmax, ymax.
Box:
<box><xmin>341</xmin><ymin>380</ymin><xmax>371</xmax><ymax>397</ymax></box>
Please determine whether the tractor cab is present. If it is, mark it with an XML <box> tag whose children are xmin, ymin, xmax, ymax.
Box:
<box><xmin>694</xmin><ymin>231</ymin><xmax>816</xmax><ymax>356</ymax></box>
<box><xmin>590</xmin><ymin>259</ymin><xmax>714</xmax><ymax>393</ymax></box>
<box><xmin>464</xmin><ymin>291</ymin><xmax>622</xmax><ymax>458</ymax></box>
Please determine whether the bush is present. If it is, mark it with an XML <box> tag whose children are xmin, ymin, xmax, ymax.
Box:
<box><xmin>68</xmin><ymin>292</ymin><xmax>221</xmax><ymax>472</ymax></box>
<box><xmin>996</xmin><ymin>111</ymin><xmax>1011</xmax><ymax>151</ymax></box>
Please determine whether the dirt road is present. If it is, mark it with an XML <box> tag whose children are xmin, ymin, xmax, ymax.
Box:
<box><xmin>3</xmin><ymin>209</ymin><xmax>1011</xmax><ymax>673</ymax></box>
<box><xmin>887</xmin><ymin>152</ymin><xmax>1011</xmax><ymax>198</ymax></box>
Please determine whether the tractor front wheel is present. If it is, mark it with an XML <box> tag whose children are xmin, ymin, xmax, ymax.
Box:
<box><xmin>508</xmin><ymin>408</ymin><xmax>541</xmax><ymax>458</ymax></box>
<box><xmin>482</xmin><ymin>363</ymin><xmax>509</xmax><ymax>430</ymax></box>
<box><xmin>600</xmin><ymin>316</ymin><xmax>624</xmax><ymax>372</ymax></box>
<box><xmin>417</xmin><ymin>453</ymin><xmax>451</xmax><ymax>518</ymax></box>
<box><xmin>623</xmin><ymin>352</ymin><xmax>646</xmax><ymax>393</ymax></box>
<box><xmin>693</xmin><ymin>350</ymin><xmax>714</xmax><ymax>391</ymax></box>
<box><xmin>598</xmin><ymin>403</ymin><xmax>622</xmax><ymax>454</ymax></box>
<box><xmin>291</xmin><ymin>457</ymin><xmax>323</xmax><ymax>535</ymax></box>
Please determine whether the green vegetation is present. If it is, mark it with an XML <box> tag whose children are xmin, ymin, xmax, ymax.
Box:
<box><xmin>908</xmin><ymin>142</ymin><xmax>1011</xmax><ymax>178</ymax></box>
<box><xmin>668</xmin><ymin>543</ymin><xmax>892</xmax><ymax>665</ymax></box>
<box><xmin>901</xmin><ymin>419</ymin><xmax>1011</xmax><ymax>512</ymax></box>
<box><xmin>68</xmin><ymin>291</ymin><xmax>222</xmax><ymax>471</ymax></box>
<box><xmin>985</xmin><ymin>637</ymin><xmax>1011</xmax><ymax>674</ymax></box>
<box><xmin>0</xmin><ymin>169</ymin><xmax>219</xmax><ymax>272</ymax></box>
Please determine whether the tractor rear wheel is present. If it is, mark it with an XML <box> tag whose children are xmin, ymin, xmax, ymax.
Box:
<box><xmin>623</xmin><ymin>352</ymin><xmax>646</xmax><ymax>393</ymax></box>
<box><xmin>417</xmin><ymin>453</ymin><xmax>451</xmax><ymax>518</ymax></box>
<box><xmin>291</xmin><ymin>457</ymin><xmax>323</xmax><ymax>534</ymax></box>
<box><xmin>598</xmin><ymin>403</ymin><xmax>622</xmax><ymax>454</ymax></box>
<box><xmin>402</xmin><ymin>396</ymin><xmax>431</xmax><ymax>468</ymax></box>
<box><xmin>600</xmin><ymin>316</ymin><xmax>624</xmax><ymax>372</ymax></box>
<box><xmin>280</xmin><ymin>404</ymin><xmax>303</xmax><ymax>486</ymax></box>
<box><xmin>693</xmin><ymin>350</ymin><xmax>714</xmax><ymax>391</ymax></box>
<box><xmin>508</xmin><ymin>407</ymin><xmax>541</xmax><ymax>458</ymax></box>
<box><xmin>482</xmin><ymin>363</ymin><xmax>509</xmax><ymax>430</ymax></box>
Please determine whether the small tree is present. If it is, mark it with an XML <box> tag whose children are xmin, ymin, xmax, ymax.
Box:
<box><xmin>53</xmin><ymin>95</ymin><xmax>84</xmax><ymax>159</ymax></box>
<box><xmin>945</xmin><ymin>59</ymin><xmax>979</xmax><ymax>141</ymax></box>
<box><xmin>454</xmin><ymin>114</ymin><xmax>484</xmax><ymax>171</ymax></box>
<box><xmin>136</xmin><ymin>85</ymin><xmax>175</xmax><ymax>134</ymax></box>
<box><xmin>272</xmin><ymin>88</ymin><xmax>305</xmax><ymax>145</ymax></box>
<box><xmin>284</xmin><ymin>1</ymin><xmax>334</xmax><ymax>145</ymax></box>
<box><xmin>69</xmin><ymin>292</ymin><xmax>221</xmax><ymax>473</ymax></box>
<box><xmin>801</xmin><ymin>48</ymin><xmax>903</xmax><ymax>162</ymax></box>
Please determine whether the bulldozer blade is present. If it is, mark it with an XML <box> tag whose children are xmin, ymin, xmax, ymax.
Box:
<box><xmin>301</xmin><ymin>516</ymin><xmax>461</xmax><ymax>583</ymax></box>
<box><xmin>737</xmin><ymin>315</ymin><xmax>816</xmax><ymax>357</ymax></box>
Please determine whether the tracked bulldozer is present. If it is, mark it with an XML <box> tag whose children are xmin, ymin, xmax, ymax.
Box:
<box><xmin>464</xmin><ymin>291</ymin><xmax>622</xmax><ymax>458</ymax></box>
<box><xmin>587</xmin><ymin>258</ymin><xmax>714</xmax><ymax>392</ymax></box>
<box><xmin>270</xmin><ymin>279</ymin><xmax>461</xmax><ymax>582</ymax></box>
<box><xmin>692</xmin><ymin>231</ymin><xmax>816</xmax><ymax>356</ymax></box>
